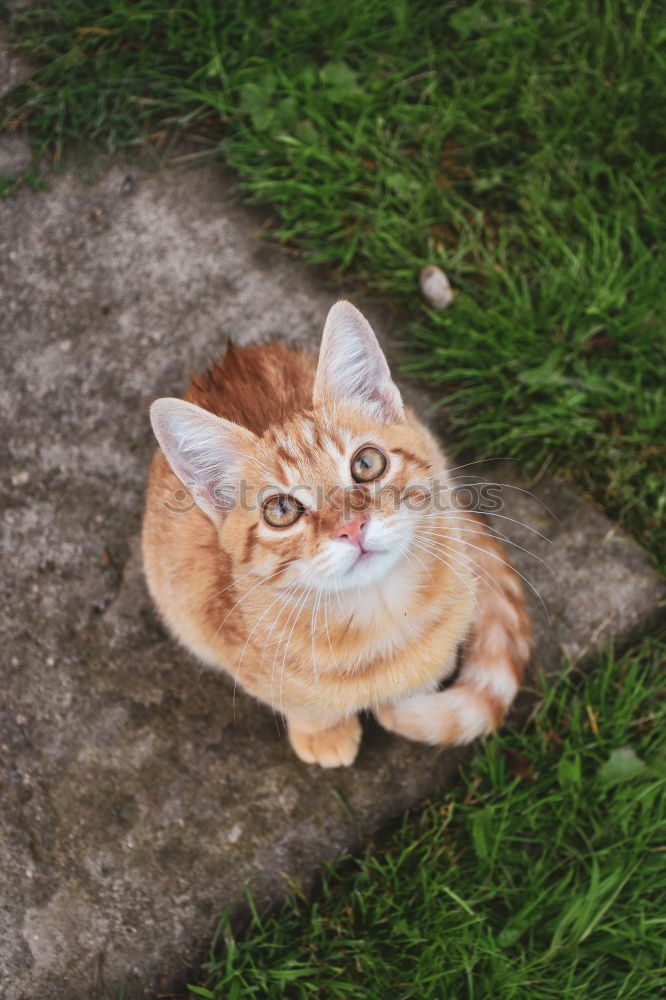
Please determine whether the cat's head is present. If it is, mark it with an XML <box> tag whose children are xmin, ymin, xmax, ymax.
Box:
<box><xmin>151</xmin><ymin>301</ymin><xmax>445</xmax><ymax>593</ymax></box>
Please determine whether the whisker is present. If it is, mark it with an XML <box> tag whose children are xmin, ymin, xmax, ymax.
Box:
<box><xmin>213</xmin><ymin>565</ymin><xmax>287</xmax><ymax>640</ymax></box>
<box><xmin>322</xmin><ymin>589</ymin><xmax>343</xmax><ymax>677</ymax></box>
<box><xmin>310</xmin><ymin>587</ymin><xmax>323</xmax><ymax>682</ymax></box>
<box><xmin>412</xmin><ymin>531</ymin><xmax>506</xmax><ymax>603</ymax></box>
<box><xmin>444</xmin><ymin>456</ymin><xmax>517</xmax><ymax>477</ymax></box>
<box><xmin>232</xmin><ymin>579</ymin><xmax>302</xmax><ymax>732</ymax></box>
<box><xmin>268</xmin><ymin>582</ymin><xmax>308</xmax><ymax>714</ymax></box>
<box><xmin>415</xmin><ymin>507</ymin><xmax>554</xmax><ymax>547</ymax></box>
<box><xmin>333</xmin><ymin>575</ymin><xmax>346</xmax><ymax>616</ymax></box>
<box><xmin>411</xmin><ymin>533</ymin><xmax>506</xmax><ymax>606</ymax></box>
<box><xmin>412</xmin><ymin>458</ymin><xmax>517</xmax><ymax>490</ymax></box>
<box><xmin>424</xmin><ymin>480</ymin><xmax>559</xmax><ymax>522</ymax></box>
<box><xmin>408</xmin><ymin>536</ymin><xmax>482</xmax><ymax>615</ymax></box>
<box><xmin>415</xmin><ymin>523</ymin><xmax>559</xmax><ymax>590</ymax></box>
<box><xmin>261</xmin><ymin>580</ymin><xmax>303</xmax><ymax>734</ymax></box>
<box><xmin>402</xmin><ymin>545</ymin><xmax>433</xmax><ymax>584</ymax></box>
<box><xmin>423</xmin><ymin>530</ymin><xmax>552</xmax><ymax>623</ymax></box>
<box><xmin>270</xmin><ymin>582</ymin><xmax>313</xmax><ymax>713</ymax></box>
<box><xmin>201</xmin><ymin>564</ymin><xmax>260</xmax><ymax>609</ymax></box>
<box><xmin>277</xmin><ymin>586</ymin><xmax>313</xmax><ymax>719</ymax></box>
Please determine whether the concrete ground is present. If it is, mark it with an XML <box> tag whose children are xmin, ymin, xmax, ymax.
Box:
<box><xmin>1</xmin><ymin>54</ymin><xmax>664</xmax><ymax>998</ymax></box>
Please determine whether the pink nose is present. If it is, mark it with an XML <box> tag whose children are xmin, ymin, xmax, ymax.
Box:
<box><xmin>333</xmin><ymin>515</ymin><xmax>368</xmax><ymax>548</ymax></box>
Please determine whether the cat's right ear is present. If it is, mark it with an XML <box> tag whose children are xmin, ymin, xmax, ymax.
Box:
<box><xmin>313</xmin><ymin>300</ymin><xmax>404</xmax><ymax>423</ymax></box>
<box><xmin>149</xmin><ymin>398</ymin><xmax>256</xmax><ymax>524</ymax></box>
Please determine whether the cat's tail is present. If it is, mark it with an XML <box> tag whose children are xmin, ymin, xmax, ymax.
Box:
<box><xmin>377</xmin><ymin>513</ymin><xmax>531</xmax><ymax>746</ymax></box>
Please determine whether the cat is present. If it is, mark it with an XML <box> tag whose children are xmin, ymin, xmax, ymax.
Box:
<box><xmin>142</xmin><ymin>301</ymin><xmax>530</xmax><ymax>767</ymax></box>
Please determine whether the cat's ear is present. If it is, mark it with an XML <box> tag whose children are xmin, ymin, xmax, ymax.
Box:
<box><xmin>150</xmin><ymin>398</ymin><xmax>256</xmax><ymax>523</ymax></box>
<box><xmin>313</xmin><ymin>300</ymin><xmax>404</xmax><ymax>424</ymax></box>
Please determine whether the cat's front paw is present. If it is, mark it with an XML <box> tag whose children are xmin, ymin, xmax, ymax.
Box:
<box><xmin>287</xmin><ymin>715</ymin><xmax>362</xmax><ymax>768</ymax></box>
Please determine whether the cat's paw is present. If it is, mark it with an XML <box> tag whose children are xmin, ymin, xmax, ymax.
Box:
<box><xmin>288</xmin><ymin>716</ymin><xmax>362</xmax><ymax>768</ymax></box>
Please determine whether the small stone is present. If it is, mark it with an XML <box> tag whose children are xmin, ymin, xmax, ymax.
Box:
<box><xmin>120</xmin><ymin>174</ymin><xmax>136</xmax><ymax>196</ymax></box>
<box><xmin>11</xmin><ymin>470</ymin><xmax>29</xmax><ymax>487</ymax></box>
<box><xmin>419</xmin><ymin>264</ymin><xmax>454</xmax><ymax>310</ymax></box>
<box><xmin>46</xmin><ymin>657</ymin><xmax>55</xmax><ymax>667</ymax></box>
<box><xmin>15</xmin><ymin>714</ymin><xmax>27</xmax><ymax>726</ymax></box>
<box><xmin>59</xmin><ymin>339</ymin><xmax>72</xmax><ymax>352</ymax></box>
<box><xmin>227</xmin><ymin>823</ymin><xmax>243</xmax><ymax>844</ymax></box>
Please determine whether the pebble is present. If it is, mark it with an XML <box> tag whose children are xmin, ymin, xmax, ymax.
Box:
<box><xmin>11</xmin><ymin>470</ymin><xmax>29</xmax><ymax>487</ymax></box>
<box><xmin>419</xmin><ymin>264</ymin><xmax>454</xmax><ymax>310</ymax></box>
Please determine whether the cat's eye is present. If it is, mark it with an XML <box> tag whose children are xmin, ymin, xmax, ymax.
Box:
<box><xmin>351</xmin><ymin>446</ymin><xmax>387</xmax><ymax>483</ymax></box>
<box><xmin>263</xmin><ymin>494</ymin><xmax>304</xmax><ymax>528</ymax></box>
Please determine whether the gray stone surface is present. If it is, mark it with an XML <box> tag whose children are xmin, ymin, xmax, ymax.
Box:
<box><xmin>0</xmin><ymin>132</ymin><xmax>31</xmax><ymax>175</ymax></box>
<box><xmin>1</xmin><ymin>161</ymin><xmax>664</xmax><ymax>1000</ymax></box>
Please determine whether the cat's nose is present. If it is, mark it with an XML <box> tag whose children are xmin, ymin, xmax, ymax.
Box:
<box><xmin>333</xmin><ymin>516</ymin><xmax>368</xmax><ymax>548</ymax></box>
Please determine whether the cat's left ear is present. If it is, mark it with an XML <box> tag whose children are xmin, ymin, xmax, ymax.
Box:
<box><xmin>149</xmin><ymin>398</ymin><xmax>257</xmax><ymax>524</ymax></box>
<box><xmin>313</xmin><ymin>300</ymin><xmax>404</xmax><ymax>424</ymax></box>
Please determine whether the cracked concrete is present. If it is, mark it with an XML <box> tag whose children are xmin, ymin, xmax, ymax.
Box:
<box><xmin>1</xmin><ymin>157</ymin><xmax>664</xmax><ymax>999</ymax></box>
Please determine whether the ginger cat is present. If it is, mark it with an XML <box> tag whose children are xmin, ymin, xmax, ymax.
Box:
<box><xmin>142</xmin><ymin>301</ymin><xmax>530</xmax><ymax>767</ymax></box>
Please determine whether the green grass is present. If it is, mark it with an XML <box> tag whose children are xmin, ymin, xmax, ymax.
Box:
<box><xmin>1</xmin><ymin>0</ymin><xmax>665</xmax><ymax>567</ymax></box>
<box><xmin>191</xmin><ymin>636</ymin><xmax>666</xmax><ymax>999</ymax></box>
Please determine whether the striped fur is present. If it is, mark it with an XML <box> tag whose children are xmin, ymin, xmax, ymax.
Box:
<box><xmin>142</xmin><ymin>302</ymin><xmax>531</xmax><ymax>767</ymax></box>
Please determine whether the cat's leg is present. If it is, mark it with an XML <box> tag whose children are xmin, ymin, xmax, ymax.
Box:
<box><xmin>286</xmin><ymin>714</ymin><xmax>362</xmax><ymax>768</ymax></box>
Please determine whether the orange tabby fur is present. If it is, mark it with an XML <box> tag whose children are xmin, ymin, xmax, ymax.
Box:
<box><xmin>142</xmin><ymin>302</ymin><xmax>530</xmax><ymax>767</ymax></box>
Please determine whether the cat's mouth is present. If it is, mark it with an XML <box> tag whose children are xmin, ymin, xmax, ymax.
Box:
<box><xmin>347</xmin><ymin>546</ymin><xmax>387</xmax><ymax>572</ymax></box>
